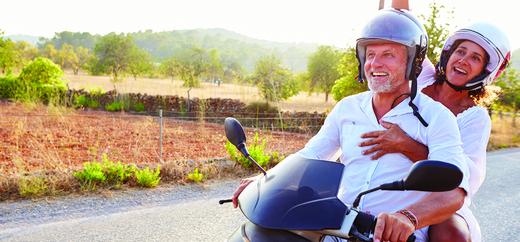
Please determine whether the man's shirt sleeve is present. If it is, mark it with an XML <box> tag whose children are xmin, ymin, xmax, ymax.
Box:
<box><xmin>297</xmin><ymin>99</ymin><xmax>343</xmax><ymax>161</ymax></box>
<box><xmin>426</xmin><ymin>109</ymin><xmax>471</xmax><ymax>194</ymax></box>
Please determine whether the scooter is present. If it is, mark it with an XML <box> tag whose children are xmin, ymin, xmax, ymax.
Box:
<box><xmin>219</xmin><ymin>117</ymin><xmax>463</xmax><ymax>242</ymax></box>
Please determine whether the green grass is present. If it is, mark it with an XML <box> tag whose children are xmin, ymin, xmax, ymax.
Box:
<box><xmin>187</xmin><ymin>168</ymin><xmax>204</xmax><ymax>183</ymax></box>
<box><xmin>134</xmin><ymin>166</ymin><xmax>161</xmax><ymax>188</ymax></box>
<box><xmin>74</xmin><ymin>162</ymin><xmax>106</xmax><ymax>191</ymax></box>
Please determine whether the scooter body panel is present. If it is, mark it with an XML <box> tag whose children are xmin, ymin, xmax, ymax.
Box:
<box><xmin>238</xmin><ymin>155</ymin><xmax>348</xmax><ymax>230</ymax></box>
<box><xmin>228</xmin><ymin>221</ymin><xmax>313</xmax><ymax>242</ymax></box>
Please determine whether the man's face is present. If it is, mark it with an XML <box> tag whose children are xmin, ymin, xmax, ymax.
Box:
<box><xmin>364</xmin><ymin>43</ymin><xmax>408</xmax><ymax>93</ymax></box>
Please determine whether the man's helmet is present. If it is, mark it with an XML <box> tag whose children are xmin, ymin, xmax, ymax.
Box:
<box><xmin>356</xmin><ymin>8</ymin><xmax>428</xmax><ymax>83</ymax></box>
<box><xmin>355</xmin><ymin>8</ymin><xmax>429</xmax><ymax>126</ymax></box>
<box><xmin>437</xmin><ymin>22</ymin><xmax>511</xmax><ymax>91</ymax></box>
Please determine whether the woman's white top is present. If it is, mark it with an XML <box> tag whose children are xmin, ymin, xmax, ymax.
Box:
<box><xmin>418</xmin><ymin>58</ymin><xmax>491</xmax><ymax>198</ymax></box>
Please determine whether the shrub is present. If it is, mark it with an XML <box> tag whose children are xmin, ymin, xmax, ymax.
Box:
<box><xmin>134</xmin><ymin>166</ymin><xmax>161</xmax><ymax>188</ymax></box>
<box><xmin>74</xmin><ymin>162</ymin><xmax>106</xmax><ymax>191</ymax></box>
<box><xmin>225</xmin><ymin>132</ymin><xmax>272</xmax><ymax>169</ymax></box>
<box><xmin>0</xmin><ymin>75</ymin><xmax>19</xmax><ymax>99</ymax></box>
<box><xmin>187</xmin><ymin>168</ymin><xmax>204</xmax><ymax>183</ymax></box>
<box><xmin>132</xmin><ymin>102</ymin><xmax>145</xmax><ymax>112</ymax></box>
<box><xmin>105</xmin><ymin>101</ymin><xmax>124</xmax><ymax>112</ymax></box>
<box><xmin>101</xmin><ymin>154</ymin><xmax>134</xmax><ymax>189</ymax></box>
<box><xmin>245</xmin><ymin>101</ymin><xmax>279</xmax><ymax>114</ymax></box>
<box><xmin>18</xmin><ymin>176</ymin><xmax>48</xmax><ymax>197</ymax></box>
<box><xmin>17</xmin><ymin>57</ymin><xmax>67</xmax><ymax>104</ymax></box>
<box><xmin>74</xmin><ymin>95</ymin><xmax>100</xmax><ymax>109</ymax></box>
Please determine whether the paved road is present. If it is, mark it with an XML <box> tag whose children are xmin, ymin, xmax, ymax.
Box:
<box><xmin>0</xmin><ymin>149</ymin><xmax>519</xmax><ymax>241</ymax></box>
<box><xmin>472</xmin><ymin>148</ymin><xmax>520</xmax><ymax>241</ymax></box>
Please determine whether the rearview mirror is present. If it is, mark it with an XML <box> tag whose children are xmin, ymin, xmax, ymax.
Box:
<box><xmin>353</xmin><ymin>160</ymin><xmax>463</xmax><ymax>208</ymax></box>
<box><xmin>225</xmin><ymin>117</ymin><xmax>247</xmax><ymax>148</ymax></box>
<box><xmin>404</xmin><ymin>160</ymin><xmax>463</xmax><ymax>192</ymax></box>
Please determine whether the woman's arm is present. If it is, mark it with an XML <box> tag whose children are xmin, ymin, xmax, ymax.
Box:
<box><xmin>391</xmin><ymin>0</ymin><xmax>409</xmax><ymax>10</ymax></box>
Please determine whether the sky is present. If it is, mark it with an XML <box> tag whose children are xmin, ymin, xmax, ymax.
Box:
<box><xmin>2</xmin><ymin>0</ymin><xmax>519</xmax><ymax>50</ymax></box>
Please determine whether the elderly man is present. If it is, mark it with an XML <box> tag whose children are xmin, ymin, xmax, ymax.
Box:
<box><xmin>233</xmin><ymin>9</ymin><xmax>470</xmax><ymax>242</ymax></box>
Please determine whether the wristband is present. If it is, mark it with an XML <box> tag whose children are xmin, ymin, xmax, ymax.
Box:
<box><xmin>397</xmin><ymin>209</ymin><xmax>419</xmax><ymax>230</ymax></box>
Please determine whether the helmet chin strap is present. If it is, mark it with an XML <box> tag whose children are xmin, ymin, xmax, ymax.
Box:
<box><xmin>444</xmin><ymin>79</ymin><xmax>467</xmax><ymax>92</ymax></box>
<box><xmin>409</xmin><ymin>78</ymin><xmax>429</xmax><ymax>127</ymax></box>
<box><xmin>443</xmin><ymin>71</ymin><xmax>487</xmax><ymax>92</ymax></box>
<box><xmin>408</xmin><ymin>46</ymin><xmax>429</xmax><ymax>127</ymax></box>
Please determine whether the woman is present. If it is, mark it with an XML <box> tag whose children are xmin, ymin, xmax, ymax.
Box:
<box><xmin>359</xmin><ymin>22</ymin><xmax>512</xmax><ymax>242</ymax></box>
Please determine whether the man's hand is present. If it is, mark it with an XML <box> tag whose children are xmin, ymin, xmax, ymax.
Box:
<box><xmin>359</xmin><ymin>121</ymin><xmax>428</xmax><ymax>161</ymax></box>
<box><xmin>374</xmin><ymin>212</ymin><xmax>415</xmax><ymax>242</ymax></box>
<box><xmin>232</xmin><ymin>176</ymin><xmax>259</xmax><ymax>208</ymax></box>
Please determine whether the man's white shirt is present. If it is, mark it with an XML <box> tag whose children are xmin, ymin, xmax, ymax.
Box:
<box><xmin>298</xmin><ymin>90</ymin><xmax>470</xmax><ymax>241</ymax></box>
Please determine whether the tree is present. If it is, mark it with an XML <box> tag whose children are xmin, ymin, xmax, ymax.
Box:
<box><xmin>207</xmin><ymin>49</ymin><xmax>223</xmax><ymax>84</ymax></box>
<box><xmin>174</xmin><ymin>59</ymin><xmax>199</xmax><ymax>112</ymax></box>
<box><xmin>128</xmin><ymin>47</ymin><xmax>153</xmax><ymax>80</ymax></box>
<box><xmin>74</xmin><ymin>46</ymin><xmax>92</xmax><ymax>75</ymax></box>
<box><xmin>495</xmin><ymin>68</ymin><xmax>520</xmax><ymax>125</ymax></box>
<box><xmin>57</xmin><ymin>43</ymin><xmax>79</xmax><ymax>71</ymax></box>
<box><xmin>331</xmin><ymin>48</ymin><xmax>368</xmax><ymax>101</ymax></box>
<box><xmin>91</xmin><ymin>33</ymin><xmax>136</xmax><ymax>88</ymax></box>
<box><xmin>159</xmin><ymin>57</ymin><xmax>178</xmax><ymax>81</ymax></box>
<box><xmin>39</xmin><ymin>31</ymin><xmax>98</xmax><ymax>50</ymax></box>
<box><xmin>420</xmin><ymin>2</ymin><xmax>453</xmax><ymax>65</ymax></box>
<box><xmin>14</xmin><ymin>41</ymin><xmax>38</xmax><ymax>68</ymax></box>
<box><xmin>222</xmin><ymin>60</ymin><xmax>244</xmax><ymax>84</ymax></box>
<box><xmin>41</xmin><ymin>43</ymin><xmax>58</xmax><ymax>63</ymax></box>
<box><xmin>307</xmin><ymin>45</ymin><xmax>342</xmax><ymax>102</ymax></box>
<box><xmin>251</xmin><ymin>55</ymin><xmax>298</xmax><ymax>104</ymax></box>
<box><xmin>0</xmin><ymin>37</ymin><xmax>19</xmax><ymax>75</ymax></box>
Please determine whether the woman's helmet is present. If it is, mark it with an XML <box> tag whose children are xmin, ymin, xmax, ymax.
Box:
<box><xmin>437</xmin><ymin>22</ymin><xmax>511</xmax><ymax>91</ymax></box>
<box><xmin>356</xmin><ymin>8</ymin><xmax>429</xmax><ymax>126</ymax></box>
<box><xmin>356</xmin><ymin>8</ymin><xmax>428</xmax><ymax>83</ymax></box>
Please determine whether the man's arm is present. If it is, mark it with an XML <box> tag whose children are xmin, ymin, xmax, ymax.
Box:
<box><xmin>374</xmin><ymin>188</ymin><xmax>465</xmax><ymax>242</ymax></box>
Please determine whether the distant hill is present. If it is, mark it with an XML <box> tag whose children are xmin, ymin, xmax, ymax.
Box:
<box><xmin>32</xmin><ymin>28</ymin><xmax>320</xmax><ymax>72</ymax></box>
<box><xmin>5</xmin><ymin>34</ymin><xmax>42</xmax><ymax>46</ymax></box>
<box><xmin>129</xmin><ymin>28</ymin><xmax>319</xmax><ymax>72</ymax></box>
<box><xmin>511</xmin><ymin>48</ymin><xmax>520</xmax><ymax>71</ymax></box>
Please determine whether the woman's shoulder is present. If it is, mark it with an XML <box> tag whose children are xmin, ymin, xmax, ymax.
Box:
<box><xmin>456</xmin><ymin>106</ymin><xmax>491</xmax><ymax>128</ymax></box>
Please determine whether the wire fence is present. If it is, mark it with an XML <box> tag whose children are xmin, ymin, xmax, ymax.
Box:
<box><xmin>0</xmin><ymin>109</ymin><xmax>318</xmax><ymax>173</ymax></box>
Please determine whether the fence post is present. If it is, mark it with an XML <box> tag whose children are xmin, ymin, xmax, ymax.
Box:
<box><xmin>159</xmin><ymin>109</ymin><xmax>163</xmax><ymax>162</ymax></box>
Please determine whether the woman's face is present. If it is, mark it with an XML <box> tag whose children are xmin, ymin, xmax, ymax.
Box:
<box><xmin>445</xmin><ymin>40</ymin><xmax>487</xmax><ymax>86</ymax></box>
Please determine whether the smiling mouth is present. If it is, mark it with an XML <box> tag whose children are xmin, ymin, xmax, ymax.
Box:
<box><xmin>371</xmin><ymin>72</ymin><xmax>389</xmax><ymax>77</ymax></box>
<box><xmin>453</xmin><ymin>67</ymin><xmax>467</xmax><ymax>75</ymax></box>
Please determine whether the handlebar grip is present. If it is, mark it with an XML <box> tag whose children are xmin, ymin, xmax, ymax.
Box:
<box><xmin>219</xmin><ymin>199</ymin><xmax>232</xmax><ymax>204</ymax></box>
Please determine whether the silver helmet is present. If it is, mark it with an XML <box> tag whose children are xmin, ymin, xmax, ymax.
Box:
<box><xmin>356</xmin><ymin>8</ymin><xmax>428</xmax><ymax>82</ymax></box>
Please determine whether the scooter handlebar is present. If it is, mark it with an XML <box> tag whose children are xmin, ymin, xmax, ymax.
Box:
<box><xmin>353</xmin><ymin>211</ymin><xmax>415</xmax><ymax>242</ymax></box>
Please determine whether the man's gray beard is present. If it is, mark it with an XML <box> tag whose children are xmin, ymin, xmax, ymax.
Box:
<box><xmin>367</xmin><ymin>77</ymin><xmax>394</xmax><ymax>93</ymax></box>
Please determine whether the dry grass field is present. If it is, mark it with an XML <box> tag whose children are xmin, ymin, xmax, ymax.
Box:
<box><xmin>488</xmin><ymin>113</ymin><xmax>520</xmax><ymax>150</ymax></box>
<box><xmin>0</xmin><ymin>102</ymin><xmax>311</xmax><ymax>175</ymax></box>
<box><xmin>65</xmin><ymin>73</ymin><xmax>336</xmax><ymax>113</ymax></box>
<box><xmin>0</xmin><ymin>101</ymin><xmax>313</xmax><ymax>199</ymax></box>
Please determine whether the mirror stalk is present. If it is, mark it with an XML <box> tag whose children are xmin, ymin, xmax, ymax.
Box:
<box><xmin>352</xmin><ymin>186</ymin><xmax>381</xmax><ymax>209</ymax></box>
<box><xmin>352</xmin><ymin>180</ymin><xmax>405</xmax><ymax>208</ymax></box>
<box><xmin>247</xmin><ymin>155</ymin><xmax>267</xmax><ymax>176</ymax></box>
